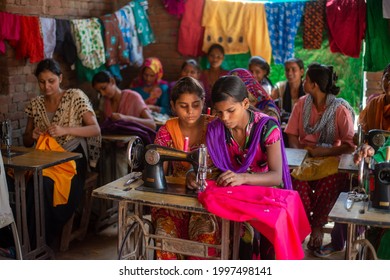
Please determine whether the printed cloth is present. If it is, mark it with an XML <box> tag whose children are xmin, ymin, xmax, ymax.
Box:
<box><xmin>8</xmin><ymin>15</ymin><xmax>44</xmax><ymax>63</ymax></box>
<box><xmin>36</xmin><ymin>134</ymin><xmax>77</xmax><ymax>206</ymax></box>
<box><xmin>198</xmin><ymin>182</ymin><xmax>311</xmax><ymax>260</ymax></box>
<box><xmin>326</xmin><ymin>0</ymin><xmax>366</xmax><ymax>58</ymax></box>
<box><xmin>303</xmin><ymin>0</ymin><xmax>325</xmax><ymax>49</ymax></box>
<box><xmin>177</xmin><ymin>0</ymin><xmax>205</xmax><ymax>57</ymax></box>
<box><xmin>55</xmin><ymin>19</ymin><xmax>77</xmax><ymax>65</ymax></box>
<box><xmin>265</xmin><ymin>2</ymin><xmax>305</xmax><ymax>64</ymax></box>
<box><xmin>71</xmin><ymin>18</ymin><xmax>106</xmax><ymax>70</ymax></box>
<box><xmin>0</xmin><ymin>11</ymin><xmax>20</xmax><ymax>54</ymax></box>
<box><xmin>40</xmin><ymin>17</ymin><xmax>56</xmax><ymax>58</ymax></box>
<box><xmin>202</xmin><ymin>0</ymin><xmax>271</xmax><ymax>61</ymax></box>
<box><xmin>130</xmin><ymin>0</ymin><xmax>155</xmax><ymax>46</ymax></box>
<box><xmin>100</xmin><ymin>13</ymin><xmax>130</xmax><ymax>67</ymax></box>
<box><xmin>115</xmin><ymin>3</ymin><xmax>143</xmax><ymax>66</ymax></box>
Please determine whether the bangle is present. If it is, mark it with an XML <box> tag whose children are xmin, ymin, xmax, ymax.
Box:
<box><xmin>186</xmin><ymin>168</ymin><xmax>194</xmax><ymax>177</ymax></box>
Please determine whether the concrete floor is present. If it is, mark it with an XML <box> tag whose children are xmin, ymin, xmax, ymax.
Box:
<box><xmin>53</xmin><ymin>222</ymin><xmax>345</xmax><ymax>260</ymax></box>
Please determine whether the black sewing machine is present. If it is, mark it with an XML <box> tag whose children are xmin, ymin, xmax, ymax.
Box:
<box><xmin>126</xmin><ymin>136</ymin><xmax>208</xmax><ymax>197</ymax></box>
<box><xmin>352</xmin><ymin>128</ymin><xmax>390</xmax><ymax>211</ymax></box>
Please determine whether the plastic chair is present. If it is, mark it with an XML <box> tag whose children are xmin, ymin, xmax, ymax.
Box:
<box><xmin>0</xmin><ymin>150</ymin><xmax>22</xmax><ymax>259</ymax></box>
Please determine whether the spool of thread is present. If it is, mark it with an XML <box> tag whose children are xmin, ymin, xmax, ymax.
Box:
<box><xmin>207</xmin><ymin>107</ymin><xmax>211</xmax><ymax>115</ymax></box>
<box><xmin>386</xmin><ymin>146</ymin><xmax>390</xmax><ymax>161</ymax></box>
<box><xmin>184</xmin><ymin>136</ymin><xmax>189</xmax><ymax>152</ymax></box>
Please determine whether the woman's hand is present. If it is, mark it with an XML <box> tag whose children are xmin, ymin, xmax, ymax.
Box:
<box><xmin>111</xmin><ymin>112</ymin><xmax>124</xmax><ymax>121</ymax></box>
<box><xmin>306</xmin><ymin>146</ymin><xmax>329</xmax><ymax>157</ymax></box>
<box><xmin>32</xmin><ymin>127</ymin><xmax>44</xmax><ymax>140</ymax></box>
<box><xmin>148</xmin><ymin>104</ymin><xmax>161</xmax><ymax>113</ymax></box>
<box><xmin>48</xmin><ymin>124</ymin><xmax>67</xmax><ymax>138</ymax></box>
<box><xmin>353</xmin><ymin>144</ymin><xmax>375</xmax><ymax>165</ymax></box>
<box><xmin>186</xmin><ymin>170</ymin><xmax>200</xmax><ymax>190</ymax></box>
<box><xmin>216</xmin><ymin>170</ymin><xmax>243</xmax><ymax>187</ymax></box>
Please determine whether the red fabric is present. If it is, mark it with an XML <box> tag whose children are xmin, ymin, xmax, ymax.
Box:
<box><xmin>198</xmin><ymin>181</ymin><xmax>311</xmax><ymax>260</ymax></box>
<box><xmin>326</xmin><ymin>0</ymin><xmax>366</xmax><ymax>58</ymax></box>
<box><xmin>177</xmin><ymin>0</ymin><xmax>205</xmax><ymax>57</ymax></box>
<box><xmin>8</xmin><ymin>15</ymin><xmax>44</xmax><ymax>63</ymax></box>
<box><xmin>0</xmin><ymin>12</ymin><xmax>21</xmax><ymax>54</ymax></box>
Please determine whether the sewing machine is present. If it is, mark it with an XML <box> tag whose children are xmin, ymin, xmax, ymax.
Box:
<box><xmin>127</xmin><ymin>136</ymin><xmax>208</xmax><ymax>197</ymax></box>
<box><xmin>349</xmin><ymin>127</ymin><xmax>390</xmax><ymax>211</ymax></box>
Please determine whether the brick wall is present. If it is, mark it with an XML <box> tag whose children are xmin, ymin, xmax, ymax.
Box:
<box><xmin>0</xmin><ymin>0</ymin><xmax>186</xmax><ymax>146</ymax></box>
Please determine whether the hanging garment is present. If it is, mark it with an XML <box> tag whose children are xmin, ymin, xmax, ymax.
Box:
<box><xmin>39</xmin><ymin>17</ymin><xmax>56</xmax><ymax>59</ymax></box>
<box><xmin>364</xmin><ymin>0</ymin><xmax>390</xmax><ymax>72</ymax></box>
<box><xmin>161</xmin><ymin>0</ymin><xmax>186</xmax><ymax>18</ymax></box>
<box><xmin>0</xmin><ymin>12</ymin><xmax>20</xmax><ymax>54</ymax></box>
<box><xmin>303</xmin><ymin>0</ymin><xmax>325</xmax><ymax>49</ymax></box>
<box><xmin>8</xmin><ymin>15</ymin><xmax>44</xmax><ymax>63</ymax></box>
<box><xmin>202</xmin><ymin>0</ymin><xmax>271</xmax><ymax>62</ymax></box>
<box><xmin>71</xmin><ymin>18</ymin><xmax>106</xmax><ymax>70</ymax></box>
<box><xmin>177</xmin><ymin>0</ymin><xmax>205</xmax><ymax>57</ymax></box>
<box><xmin>265</xmin><ymin>2</ymin><xmax>305</xmax><ymax>64</ymax></box>
<box><xmin>55</xmin><ymin>19</ymin><xmax>77</xmax><ymax>65</ymax></box>
<box><xmin>115</xmin><ymin>3</ymin><xmax>143</xmax><ymax>66</ymax></box>
<box><xmin>130</xmin><ymin>0</ymin><xmax>155</xmax><ymax>46</ymax></box>
<box><xmin>326</xmin><ymin>0</ymin><xmax>366</xmax><ymax>58</ymax></box>
<box><xmin>100</xmin><ymin>13</ymin><xmax>130</xmax><ymax>67</ymax></box>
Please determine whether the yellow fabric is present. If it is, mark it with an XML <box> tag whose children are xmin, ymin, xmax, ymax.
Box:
<box><xmin>165</xmin><ymin>118</ymin><xmax>190</xmax><ymax>169</ymax></box>
<box><xmin>291</xmin><ymin>156</ymin><xmax>340</xmax><ymax>181</ymax></box>
<box><xmin>36</xmin><ymin>134</ymin><xmax>77</xmax><ymax>206</ymax></box>
<box><xmin>201</xmin><ymin>0</ymin><xmax>271</xmax><ymax>62</ymax></box>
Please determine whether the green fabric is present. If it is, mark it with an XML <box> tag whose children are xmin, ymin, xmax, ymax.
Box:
<box><xmin>363</xmin><ymin>0</ymin><xmax>390</xmax><ymax>72</ymax></box>
<box><xmin>378</xmin><ymin>229</ymin><xmax>390</xmax><ymax>260</ymax></box>
<box><xmin>373</xmin><ymin>137</ymin><xmax>390</xmax><ymax>163</ymax></box>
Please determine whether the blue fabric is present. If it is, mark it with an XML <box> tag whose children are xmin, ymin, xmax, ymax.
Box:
<box><xmin>132</xmin><ymin>83</ymin><xmax>171</xmax><ymax>115</ymax></box>
<box><xmin>265</xmin><ymin>2</ymin><xmax>305</xmax><ymax>64</ymax></box>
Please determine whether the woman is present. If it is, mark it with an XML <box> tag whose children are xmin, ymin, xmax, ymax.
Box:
<box><xmin>190</xmin><ymin>76</ymin><xmax>309</xmax><ymax>260</ymax></box>
<box><xmin>271</xmin><ymin>58</ymin><xmax>306</xmax><ymax>119</ymax></box>
<box><xmin>359</xmin><ymin>63</ymin><xmax>390</xmax><ymax>133</ymax></box>
<box><xmin>199</xmin><ymin>43</ymin><xmax>229</xmax><ymax>109</ymax></box>
<box><xmin>228</xmin><ymin>68</ymin><xmax>280</xmax><ymax>122</ymax></box>
<box><xmin>284</xmin><ymin>63</ymin><xmax>355</xmax><ymax>251</ymax></box>
<box><xmin>152</xmin><ymin>76</ymin><xmax>217</xmax><ymax>259</ymax></box>
<box><xmin>92</xmin><ymin>70</ymin><xmax>156</xmax><ymax>179</ymax></box>
<box><xmin>130</xmin><ymin>57</ymin><xmax>170</xmax><ymax>115</ymax></box>
<box><xmin>23</xmin><ymin>58</ymin><xmax>101</xmax><ymax>244</ymax></box>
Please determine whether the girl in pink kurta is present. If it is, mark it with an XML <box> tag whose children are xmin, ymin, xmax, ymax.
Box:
<box><xmin>284</xmin><ymin>63</ymin><xmax>356</xmax><ymax>251</ymax></box>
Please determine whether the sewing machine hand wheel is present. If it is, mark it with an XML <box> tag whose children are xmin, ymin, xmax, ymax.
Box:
<box><xmin>127</xmin><ymin>136</ymin><xmax>144</xmax><ymax>172</ymax></box>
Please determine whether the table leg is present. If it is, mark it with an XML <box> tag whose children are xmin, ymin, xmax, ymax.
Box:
<box><xmin>220</xmin><ymin>219</ymin><xmax>230</xmax><ymax>260</ymax></box>
<box><xmin>345</xmin><ymin>223</ymin><xmax>355</xmax><ymax>260</ymax></box>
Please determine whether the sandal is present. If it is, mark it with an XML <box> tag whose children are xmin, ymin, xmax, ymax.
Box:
<box><xmin>314</xmin><ymin>243</ymin><xmax>343</xmax><ymax>258</ymax></box>
<box><xmin>307</xmin><ymin>227</ymin><xmax>324</xmax><ymax>251</ymax></box>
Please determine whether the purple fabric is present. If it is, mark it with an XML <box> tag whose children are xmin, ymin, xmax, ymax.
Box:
<box><xmin>206</xmin><ymin>115</ymin><xmax>292</xmax><ymax>189</ymax></box>
<box><xmin>100</xmin><ymin>119</ymin><xmax>156</xmax><ymax>145</ymax></box>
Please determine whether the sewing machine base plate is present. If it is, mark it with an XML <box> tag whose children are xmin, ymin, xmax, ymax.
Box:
<box><xmin>136</xmin><ymin>183</ymin><xmax>198</xmax><ymax>198</ymax></box>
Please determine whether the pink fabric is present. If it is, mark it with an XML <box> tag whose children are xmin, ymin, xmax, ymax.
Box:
<box><xmin>177</xmin><ymin>0</ymin><xmax>205</xmax><ymax>57</ymax></box>
<box><xmin>0</xmin><ymin>12</ymin><xmax>21</xmax><ymax>54</ymax></box>
<box><xmin>284</xmin><ymin>95</ymin><xmax>355</xmax><ymax>148</ymax></box>
<box><xmin>198</xmin><ymin>181</ymin><xmax>311</xmax><ymax>260</ymax></box>
<box><xmin>326</xmin><ymin>0</ymin><xmax>366</xmax><ymax>58</ymax></box>
<box><xmin>103</xmin><ymin>89</ymin><xmax>147</xmax><ymax>119</ymax></box>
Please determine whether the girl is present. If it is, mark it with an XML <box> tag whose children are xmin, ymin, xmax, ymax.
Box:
<box><xmin>199</xmin><ymin>43</ymin><xmax>229</xmax><ymax>109</ymax></box>
<box><xmin>152</xmin><ymin>76</ymin><xmax>217</xmax><ymax>259</ymax></box>
<box><xmin>284</xmin><ymin>63</ymin><xmax>355</xmax><ymax>251</ymax></box>
<box><xmin>191</xmin><ymin>75</ymin><xmax>300</xmax><ymax>260</ymax></box>
<box><xmin>92</xmin><ymin>70</ymin><xmax>156</xmax><ymax>179</ymax></box>
<box><xmin>248</xmin><ymin>56</ymin><xmax>274</xmax><ymax>96</ymax></box>
<box><xmin>131</xmin><ymin>57</ymin><xmax>170</xmax><ymax>115</ymax></box>
<box><xmin>169</xmin><ymin>59</ymin><xmax>202</xmax><ymax>95</ymax></box>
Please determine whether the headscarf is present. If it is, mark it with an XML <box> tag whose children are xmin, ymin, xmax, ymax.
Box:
<box><xmin>131</xmin><ymin>57</ymin><xmax>167</xmax><ymax>87</ymax></box>
<box><xmin>228</xmin><ymin>68</ymin><xmax>280</xmax><ymax>115</ymax></box>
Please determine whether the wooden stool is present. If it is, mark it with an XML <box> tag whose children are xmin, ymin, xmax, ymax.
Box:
<box><xmin>60</xmin><ymin>172</ymin><xmax>99</xmax><ymax>252</ymax></box>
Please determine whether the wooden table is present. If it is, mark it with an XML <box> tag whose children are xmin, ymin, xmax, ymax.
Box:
<box><xmin>285</xmin><ymin>148</ymin><xmax>308</xmax><ymax>168</ymax></box>
<box><xmin>2</xmin><ymin>145</ymin><xmax>81</xmax><ymax>259</ymax></box>
<box><xmin>92</xmin><ymin>174</ymin><xmax>239</xmax><ymax>260</ymax></box>
<box><xmin>329</xmin><ymin>192</ymin><xmax>390</xmax><ymax>259</ymax></box>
